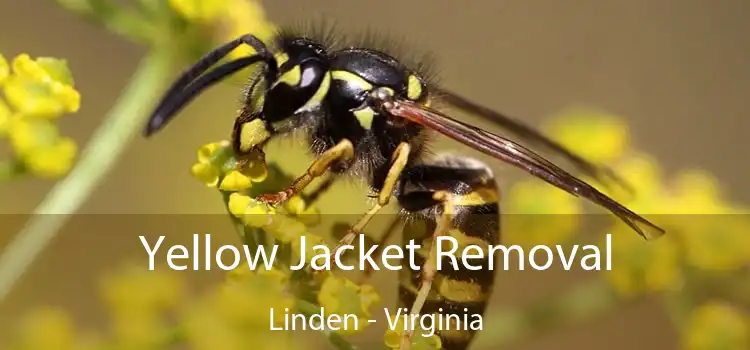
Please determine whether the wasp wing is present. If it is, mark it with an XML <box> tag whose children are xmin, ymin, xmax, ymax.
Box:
<box><xmin>384</xmin><ymin>98</ymin><xmax>665</xmax><ymax>240</ymax></box>
<box><xmin>435</xmin><ymin>88</ymin><xmax>633</xmax><ymax>194</ymax></box>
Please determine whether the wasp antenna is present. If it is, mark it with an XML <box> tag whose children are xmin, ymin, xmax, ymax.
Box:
<box><xmin>144</xmin><ymin>56</ymin><xmax>268</xmax><ymax>136</ymax></box>
<box><xmin>144</xmin><ymin>34</ymin><xmax>276</xmax><ymax>137</ymax></box>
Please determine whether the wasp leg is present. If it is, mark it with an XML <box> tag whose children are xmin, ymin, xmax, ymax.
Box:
<box><xmin>329</xmin><ymin>142</ymin><xmax>411</xmax><ymax>256</ymax></box>
<box><xmin>257</xmin><ymin>139</ymin><xmax>354</xmax><ymax>205</ymax></box>
<box><xmin>400</xmin><ymin>191</ymin><xmax>455</xmax><ymax>350</ymax></box>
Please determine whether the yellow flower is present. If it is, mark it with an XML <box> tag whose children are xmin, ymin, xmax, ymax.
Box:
<box><xmin>227</xmin><ymin>192</ymin><xmax>277</xmax><ymax>225</ymax></box>
<box><xmin>4</xmin><ymin>54</ymin><xmax>80</xmax><ymax>118</ymax></box>
<box><xmin>603</xmin><ymin>225</ymin><xmax>681</xmax><ymax>297</ymax></box>
<box><xmin>168</xmin><ymin>0</ymin><xmax>227</xmax><ymax>23</ymax></box>
<box><xmin>227</xmin><ymin>192</ymin><xmax>253</xmax><ymax>216</ymax></box>
<box><xmin>603</xmin><ymin>153</ymin><xmax>665</xmax><ymax>209</ymax></box>
<box><xmin>219</xmin><ymin>0</ymin><xmax>277</xmax><ymax>60</ymax></box>
<box><xmin>0</xmin><ymin>53</ymin><xmax>80</xmax><ymax>180</ymax></box>
<box><xmin>226</xmin><ymin>192</ymin><xmax>318</xmax><ymax>244</ymax></box>
<box><xmin>317</xmin><ymin>275</ymin><xmax>380</xmax><ymax>335</ymax></box>
<box><xmin>22</xmin><ymin>136</ymin><xmax>77</xmax><ymax>178</ymax></box>
<box><xmin>214</xmin><ymin>272</ymin><xmax>293</xmax><ymax>328</ymax></box>
<box><xmin>283</xmin><ymin>195</ymin><xmax>307</xmax><ymax>215</ymax></box>
<box><xmin>190</xmin><ymin>141</ymin><xmax>268</xmax><ymax>188</ymax></box>
<box><xmin>0</xmin><ymin>53</ymin><xmax>8</xmax><ymax>85</ymax></box>
<box><xmin>0</xmin><ymin>98</ymin><xmax>12</xmax><ymax>135</ymax></box>
<box><xmin>191</xmin><ymin>142</ymin><xmax>228</xmax><ymax>187</ymax></box>
<box><xmin>679</xmin><ymin>214</ymin><xmax>750</xmax><ymax>271</ymax></box>
<box><xmin>99</xmin><ymin>265</ymin><xmax>184</xmax><ymax>348</ymax></box>
<box><xmin>184</xmin><ymin>268</ymin><xmax>296</xmax><ymax>350</ymax></box>
<box><xmin>651</xmin><ymin>170</ymin><xmax>749</xmax><ymax>271</ymax></box>
<box><xmin>283</xmin><ymin>195</ymin><xmax>322</xmax><ymax>226</ymax></box>
<box><xmin>100</xmin><ymin>265</ymin><xmax>183</xmax><ymax>318</ymax></box>
<box><xmin>291</xmin><ymin>233</ymin><xmax>327</xmax><ymax>266</ymax></box>
<box><xmin>665</xmin><ymin>170</ymin><xmax>730</xmax><ymax>214</ymax></box>
<box><xmin>7</xmin><ymin>117</ymin><xmax>57</xmax><ymax>155</ymax></box>
<box><xmin>265</xmin><ymin>214</ymin><xmax>310</xmax><ymax>243</ymax></box>
<box><xmin>110</xmin><ymin>313</ymin><xmax>168</xmax><ymax>349</ymax></box>
<box><xmin>12</xmin><ymin>54</ymin><xmax>75</xmax><ymax>85</ymax></box>
<box><xmin>383</xmin><ymin>315</ymin><xmax>443</xmax><ymax>350</ymax></box>
<box><xmin>197</xmin><ymin>141</ymin><xmax>227</xmax><ymax>163</ymax></box>
<box><xmin>12</xmin><ymin>307</ymin><xmax>78</xmax><ymax>350</ymax></box>
<box><xmin>684</xmin><ymin>301</ymin><xmax>748</xmax><ymax>350</ymax></box>
<box><xmin>544</xmin><ymin>108</ymin><xmax>630</xmax><ymax>164</ymax></box>
<box><xmin>506</xmin><ymin>179</ymin><xmax>582</xmax><ymax>215</ymax></box>
<box><xmin>219</xmin><ymin>170</ymin><xmax>253</xmax><ymax>191</ymax></box>
<box><xmin>188</xmin><ymin>269</ymin><xmax>294</xmax><ymax>340</ymax></box>
<box><xmin>168</xmin><ymin>0</ymin><xmax>277</xmax><ymax>60</ymax></box>
<box><xmin>7</xmin><ymin>118</ymin><xmax>78</xmax><ymax>178</ymax></box>
<box><xmin>255</xmin><ymin>266</ymin><xmax>291</xmax><ymax>286</ymax></box>
<box><xmin>191</xmin><ymin>162</ymin><xmax>220</xmax><ymax>186</ymax></box>
<box><xmin>504</xmin><ymin>180</ymin><xmax>582</xmax><ymax>247</ymax></box>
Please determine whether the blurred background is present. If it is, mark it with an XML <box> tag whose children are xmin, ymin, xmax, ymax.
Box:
<box><xmin>0</xmin><ymin>0</ymin><xmax>748</xmax><ymax>349</ymax></box>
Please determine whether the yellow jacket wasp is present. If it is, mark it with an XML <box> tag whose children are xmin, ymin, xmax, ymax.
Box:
<box><xmin>144</xmin><ymin>26</ymin><xmax>665</xmax><ymax>350</ymax></box>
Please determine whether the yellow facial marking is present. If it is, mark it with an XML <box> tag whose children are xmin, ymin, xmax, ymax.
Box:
<box><xmin>239</xmin><ymin>119</ymin><xmax>270</xmax><ymax>152</ymax></box>
<box><xmin>274</xmin><ymin>52</ymin><xmax>290</xmax><ymax>67</ymax></box>
<box><xmin>451</xmin><ymin>187</ymin><xmax>500</xmax><ymax>206</ymax></box>
<box><xmin>353</xmin><ymin>107</ymin><xmax>376</xmax><ymax>129</ymax></box>
<box><xmin>331</xmin><ymin>70</ymin><xmax>373</xmax><ymax>90</ymax></box>
<box><xmin>299</xmin><ymin>73</ymin><xmax>331</xmax><ymax>111</ymax></box>
<box><xmin>407</xmin><ymin>75</ymin><xmax>423</xmax><ymax>100</ymax></box>
<box><xmin>275</xmin><ymin>65</ymin><xmax>301</xmax><ymax>87</ymax></box>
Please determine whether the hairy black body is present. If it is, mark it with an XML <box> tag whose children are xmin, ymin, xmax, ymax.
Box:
<box><xmin>232</xmin><ymin>32</ymin><xmax>433</xmax><ymax>193</ymax></box>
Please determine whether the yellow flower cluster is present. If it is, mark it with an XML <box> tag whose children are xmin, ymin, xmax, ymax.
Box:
<box><xmin>384</xmin><ymin>317</ymin><xmax>443</xmax><ymax>350</ymax></box>
<box><xmin>4</xmin><ymin>264</ymin><xmax>305</xmax><ymax>350</ymax></box>
<box><xmin>539</xmin><ymin>108</ymin><xmax>750</xmax><ymax>297</ymax></box>
<box><xmin>602</xmin><ymin>155</ymin><xmax>750</xmax><ymax>295</ymax></box>
<box><xmin>100</xmin><ymin>265</ymin><xmax>183</xmax><ymax>348</ymax></box>
<box><xmin>190</xmin><ymin>141</ymin><xmax>268</xmax><ymax>190</ymax></box>
<box><xmin>183</xmin><ymin>267</ymin><xmax>298</xmax><ymax>350</ymax></box>
<box><xmin>503</xmin><ymin>180</ymin><xmax>583</xmax><ymax>248</ymax></box>
<box><xmin>168</xmin><ymin>0</ymin><xmax>277</xmax><ymax>59</ymax></box>
<box><xmin>684</xmin><ymin>301</ymin><xmax>748</xmax><ymax>350</ymax></box>
<box><xmin>317</xmin><ymin>274</ymin><xmax>381</xmax><ymax>335</ymax></box>
<box><xmin>604</xmin><ymin>224</ymin><xmax>682</xmax><ymax>297</ymax></box>
<box><xmin>191</xmin><ymin>140</ymin><xmax>321</xmax><ymax>242</ymax></box>
<box><xmin>8</xmin><ymin>307</ymin><xmax>97</xmax><ymax>350</ymax></box>
<box><xmin>5</xmin><ymin>265</ymin><xmax>180</xmax><ymax>350</ymax></box>
<box><xmin>191</xmin><ymin>140</ymin><xmax>378</xmax><ymax>341</ymax></box>
<box><xmin>0</xmin><ymin>53</ymin><xmax>80</xmax><ymax>179</ymax></box>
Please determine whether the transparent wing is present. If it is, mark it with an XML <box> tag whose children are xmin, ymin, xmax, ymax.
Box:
<box><xmin>383</xmin><ymin>98</ymin><xmax>665</xmax><ymax>239</ymax></box>
<box><xmin>435</xmin><ymin>87</ymin><xmax>633</xmax><ymax>194</ymax></box>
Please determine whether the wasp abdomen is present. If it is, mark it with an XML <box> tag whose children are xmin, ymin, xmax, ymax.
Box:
<box><xmin>397</xmin><ymin>155</ymin><xmax>500</xmax><ymax>350</ymax></box>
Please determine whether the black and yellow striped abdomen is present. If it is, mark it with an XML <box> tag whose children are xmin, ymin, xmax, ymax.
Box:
<box><xmin>396</xmin><ymin>156</ymin><xmax>501</xmax><ymax>350</ymax></box>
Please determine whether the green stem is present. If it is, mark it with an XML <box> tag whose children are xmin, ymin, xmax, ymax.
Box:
<box><xmin>0</xmin><ymin>50</ymin><xmax>174</xmax><ymax>303</ymax></box>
